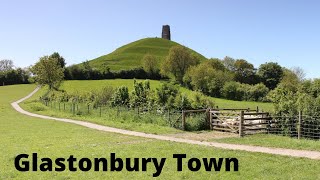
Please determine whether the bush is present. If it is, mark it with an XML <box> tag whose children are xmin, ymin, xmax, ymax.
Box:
<box><xmin>221</xmin><ymin>81</ymin><xmax>269</xmax><ymax>101</ymax></box>
<box><xmin>155</xmin><ymin>82</ymin><xmax>179</xmax><ymax>108</ymax></box>
<box><xmin>131</xmin><ymin>80</ymin><xmax>151</xmax><ymax>107</ymax></box>
<box><xmin>248</xmin><ymin>83</ymin><xmax>269</xmax><ymax>102</ymax></box>
<box><xmin>94</xmin><ymin>86</ymin><xmax>114</xmax><ymax>107</ymax></box>
<box><xmin>111</xmin><ymin>86</ymin><xmax>130</xmax><ymax>107</ymax></box>
<box><xmin>221</xmin><ymin>81</ymin><xmax>243</xmax><ymax>100</ymax></box>
<box><xmin>174</xmin><ymin>94</ymin><xmax>192</xmax><ymax>110</ymax></box>
<box><xmin>185</xmin><ymin>114</ymin><xmax>208</xmax><ymax>131</ymax></box>
<box><xmin>65</xmin><ymin>66</ymin><xmax>163</xmax><ymax>81</ymax></box>
<box><xmin>184</xmin><ymin>62</ymin><xmax>232</xmax><ymax>97</ymax></box>
<box><xmin>190</xmin><ymin>92</ymin><xmax>215</xmax><ymax>109</ymax></box>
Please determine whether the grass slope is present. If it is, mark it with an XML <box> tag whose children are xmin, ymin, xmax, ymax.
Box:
<box><xmin>59</xmin><ymin>79</ymin><xmax>273</xmax><ymax>111</ymax></box>
<box><xmin>1</xmin><ymin>84</ymin><xmax>320</xmax><ymax>179</ymax></box>
<box><xmin>86</xmin><ymin>38</ymin><xmax>207</xmax><ymax>71</ymax></box>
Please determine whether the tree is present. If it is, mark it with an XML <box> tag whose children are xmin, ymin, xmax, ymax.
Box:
<box><xmin>184</xmin><ymin>62</ymin><xmax>233</xmax><ymax>97</ymax></box>
<box><xmin>257</xmin><ymin>62</ymin><xmax>283</xmax><ymax>89</ymax></box>
<box><xmin>278</xmin><ymin>68</ymin><xmax>300</xmax><ymax>92</ymax></box>
<box><xmin>49</xmin><ymin>52</ymin><xmax>66</xmax><ymax>68</ymax></box>
<box><xmin>291</xmin><ymin>67</ymin><xmax>305</xmax><ymax>82</ymax></box>
<box><xmin>205</xmin><ymin>58</ymin><xmax>226</xmax><ymax>71</ymax></box>
<box><xmin>161</xmin><ymin>46</ymin><xmax>199</xmax><ymax>83</ymax></box>
<box><xmin>0</xmin><ymin>59</ymin><xmax>14</xmax><ymax>71</ymax></box>
<box><xmin>31</xmin><ymin>56</ymin><xmax>64</xmax><ymax>89</ymax></box>
<box><xmin>142</xmin><ymin>54</ymin><xmax>158</xmax><ymax>74</ymax></box>
<box><xmin>82</xmin><ymin>60</ymin><xmax>93</xmax><ymax>79</ymax></box>
<box><xmin>234</xmin><ymin>59</ymin><xmax>257</xmax><ymax>84</ymax></box>
<box><xmin>222</xmin><ymin>56</ymin><xmax>236</xmax><ymax>71</ymax></box>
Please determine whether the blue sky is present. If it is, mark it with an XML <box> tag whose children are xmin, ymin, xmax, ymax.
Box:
<box><xmin>1</xmin><ymin>0</ymin><xmax>319</xmax><ymax>78</ymax></box>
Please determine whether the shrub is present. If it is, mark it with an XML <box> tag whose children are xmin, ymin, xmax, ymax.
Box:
<box><xmin>185</xmin><ymin>114</ymin><xmax>208</xmax><ymax>131</ymax></box>
<box><xmin>221</xmin><ymin>81</ymin><xmax>243</xmax><ymax>101</ymax></box>
<box><xmin>191</xmin><ymin>92</ymin><xmax>215</xmax><ymax>109</ymax></box>
<box><xmin>94</xmin><ymin>86</ymin><xmax>114</xmax><ymax>107</ymax></box>
<box><xmin>174</xmin><ymin>94</ymin><xmax>192</xmax><ymax>110</ymax></box>
<box><xmin>131</xmin><ymin>80</ymin><xmax>151</xmax><ymax>107</ymax></box>
<box><xmin>184</xmin><ymin>62</ymin><xmax>233</xmax><ymax>97</ymax></box>
<box><xmin>111</xmin><ymin>86</ymin><xmax>130</xmax><ymax>107</ymax></box>
<box><xmin>248</xmin><ymin>83</ymin><xmax>269</xmax><ymax>102</ymax></box>
<box><xmin>221</xmin><ymin>81</ymin><xmax>269</xmax><ymax>101</ymax></box>
<box><xmin>155</xmin><ymin>82</ymin><xmax>179</xmax><ymax>108</ymax></box>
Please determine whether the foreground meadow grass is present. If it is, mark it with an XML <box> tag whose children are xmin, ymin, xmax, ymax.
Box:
<box><xmin>214</xmin><ymin>134</ymin><xmax>320</xmax><ymax>151</ymax></box>
<box><xmin>1</xmin><ymin>84</ymin><xmax>320</xmax><ymax>179</ymax></box>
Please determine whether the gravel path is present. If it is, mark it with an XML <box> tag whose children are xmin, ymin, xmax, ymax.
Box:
<box><xmin>11</xmin><ymin>86</ymin><xmax>320</xmax><ymax>160</ymax></box>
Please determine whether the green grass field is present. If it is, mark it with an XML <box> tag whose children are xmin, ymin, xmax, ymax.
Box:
<box><xmin>2</xmin><ymin>84</ymin><xmax>320</xmax><ymax>179</ymax></box>
<box><xmin>86</xmin><ymin>38</ymin><xmax>207</xmax><ymax>71</ymax></box>
<box><xmin>59</xmin><ymin>79</ymin><xmax>273</xmax><ymax>111</ymax></box>
<box><xmin>215</xmin><ymin>134</ymin><xmax>320</xmax><ymax>151</ymax></box>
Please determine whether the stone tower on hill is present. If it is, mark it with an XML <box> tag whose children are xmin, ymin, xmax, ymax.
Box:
<box><xmin>162</xmin><ymin>25</ymin><xmax>171</xmax><ymax>40</ymax></box>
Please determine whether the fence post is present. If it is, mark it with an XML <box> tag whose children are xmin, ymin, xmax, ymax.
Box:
<box><xmin>208</xmin><ymin>109</ymin><xmax>213</xmax><ymax>130</ymax></box>
<box><xmin>239</xmin><ymin>110</ymin><xmax>244</xmax><ymax>137</ymax></box>
<box><xmin>206</xmin><ymin>108</ymin><xmax>211</xmax><ymax>130</ymax></box>
<box><xmin>182</xmin><ymin>110</ymin><xmax>186</xmax><ymax>130</ymax></box>
<box><xmin>298</xmin><ymin>111</ymin><xmax>302</xmax><ymax>140</ymax></box>
<box><xmin>256</xmin><ymin>106</ymin><xmax>259</xmax><ymax>113</ymax></box>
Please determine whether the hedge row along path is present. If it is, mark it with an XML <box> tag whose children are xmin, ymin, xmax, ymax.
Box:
<box><xmin>12</xmin><ymin>86</ymin><xmax>320</xmax><ymax>160</ymax></box>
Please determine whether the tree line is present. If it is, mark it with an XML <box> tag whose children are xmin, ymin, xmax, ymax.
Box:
<box><xmin>0</xmin><ymin>47</ymin><xmax>307</xmax><ymax>105</ymax></box>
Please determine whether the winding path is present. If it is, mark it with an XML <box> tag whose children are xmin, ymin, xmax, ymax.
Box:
<box><xmin>11</xmin><ymin>87</ymin><xmax>320</xmax><ymax>160</ymax></box>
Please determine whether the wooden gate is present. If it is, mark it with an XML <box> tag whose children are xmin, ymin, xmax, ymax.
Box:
<box><xmin>209</xmin><ymin>109</ymin><xmax>271</xmax><ymax>137</ymax></box>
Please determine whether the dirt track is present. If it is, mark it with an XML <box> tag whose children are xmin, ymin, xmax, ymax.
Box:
<box><xmin>11</xmin><ymin>87</ymin><xmax>320</xmax><ymax>160</ymax></box>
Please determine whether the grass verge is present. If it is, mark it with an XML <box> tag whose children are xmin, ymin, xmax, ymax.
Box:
<box><xmin>214</xmin><ymin>134</ymin><xmax>320</xmax><ymax>151</ymax></box>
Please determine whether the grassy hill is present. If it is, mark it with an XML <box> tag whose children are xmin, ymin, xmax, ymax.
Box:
<box><xmin>86</xmin><ymin>38</ymin><xmax>207</xmax><ymax>71</ymax></box>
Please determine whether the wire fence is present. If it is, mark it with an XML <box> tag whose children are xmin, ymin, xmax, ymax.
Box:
<box><xmin>40</xmin><ymin>100</ymin><xmax>320</xmax><ymax>140</ymax></box>
<box><xmin>41</xmin><ymin>100</ymin><xmax>186</xmax><ymax>129</ymax></box>
<box><xmin>266</xmin><ymin>115</ymin><xmax>320</xmax><ymax>140</ymax></box>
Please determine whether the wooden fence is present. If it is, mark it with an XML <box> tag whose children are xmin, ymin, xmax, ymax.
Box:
<box><xmin>181</xmin><ymin>108</ymin><xmax>273</xmax><ymax>137</ymax></box>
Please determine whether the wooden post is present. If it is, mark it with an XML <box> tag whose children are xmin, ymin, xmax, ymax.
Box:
<box><xmin>205</xmin><ymin>108</ymin><xmax>211</xmax><ymax>130</ymax></box>
<box><xmin>298</xmin><ymin>111</ymin><xmax>302</xmax><ymax>139</ymax></box>
<box><xmin>256</xmin><ymin>106</ymin><xmax>259</xmax><ymax>113</ymax></box>
<box><xmin>87</xmin><ymin>104</ymin><xmax>90</xmax><ymax>114</ymax></box>
<box><xmin>239</xmin><ymin>110</ymin><xmax>244</xmax><ymax>137</ymax></box>
<box><xmin>209</xmin><ymin>109</ymin><xmax>213</xmax><ymax>130</ymax></box>
<box><xmin>182</xmin><ymin>110</ymin><xmax>186</xmax><ymax>130</ymax></box>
